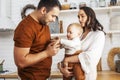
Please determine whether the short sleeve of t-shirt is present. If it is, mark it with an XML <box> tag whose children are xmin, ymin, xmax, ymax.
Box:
<box><xmin>13</xmin><ymin>17</ymin><xmax>35</xmax><ymax>48</ymax></box>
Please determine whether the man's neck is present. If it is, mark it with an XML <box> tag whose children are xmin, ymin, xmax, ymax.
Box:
<box><xmin>30</xmin><ymin>10</ymin><xmax>40</xmax><ymax>23</ymax></box>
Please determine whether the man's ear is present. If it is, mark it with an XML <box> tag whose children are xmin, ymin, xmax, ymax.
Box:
<box><xmin>40</xmin><ymin>7</ymin><xmax>47</xmax><ymax>14</ymax></box>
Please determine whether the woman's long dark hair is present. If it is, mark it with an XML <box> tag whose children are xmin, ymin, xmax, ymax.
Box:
<box><xmin>80</xmin><ymin>7</ymin><xmax>106</xmax><ymax>34</ymax></box>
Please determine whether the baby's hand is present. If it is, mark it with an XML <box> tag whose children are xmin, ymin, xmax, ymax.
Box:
<box><xmin>54</xmin><ymin>37</ymin><xmax>61</xmax><ymax>42</ymax></box>
<box><xmin>51</xmin><ymin>37</ymin><xmax>60</xmax><ymax>45</ymax></box>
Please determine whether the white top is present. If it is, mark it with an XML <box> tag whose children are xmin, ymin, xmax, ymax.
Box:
<box><xmin>78</xmin><ymin>31</ymin><xmax>105</xmax><ymax>80</ymax></box>
<box><xmin>60</xmin><ymin>37</ymin><xmax>81</xmax><ymax>55</ymax></box>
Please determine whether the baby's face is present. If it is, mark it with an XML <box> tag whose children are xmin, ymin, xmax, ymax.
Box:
<box><xmin>67</xmin><ymin>26</ymin><xmax>80</xmax><ymax>40</ymax></box>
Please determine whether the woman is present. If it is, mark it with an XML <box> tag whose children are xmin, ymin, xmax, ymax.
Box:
<box><xmin>58</xmin><ymin>6</ymin><xmax>105</xmax><ymax>80</ymax></box>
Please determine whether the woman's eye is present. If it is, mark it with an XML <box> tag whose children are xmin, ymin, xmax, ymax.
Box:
<box><xmin>82</xmin><ymin>16</ymin><xmax>84</xmax><ymax>18</ymax></box>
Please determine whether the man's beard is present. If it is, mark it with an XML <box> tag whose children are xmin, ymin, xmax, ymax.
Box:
<box><xmin>39</xmin><ymin>20</ymin><xmax>47</xmax><ymax>25</ymax></box>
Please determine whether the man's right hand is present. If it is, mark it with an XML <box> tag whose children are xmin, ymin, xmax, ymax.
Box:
<box><xmin>45</xmin><ymin>40</ymin><xmax>60</xmax><ymax>57</ymax></box>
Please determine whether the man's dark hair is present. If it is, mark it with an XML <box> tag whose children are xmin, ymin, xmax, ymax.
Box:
<box><xmin>37</xmin><ymin>0</ymin><xmax>61</xmax><ymax>12</ymax></box>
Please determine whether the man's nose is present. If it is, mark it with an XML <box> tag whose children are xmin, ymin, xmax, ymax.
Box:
<box><xmin>52</xmin><ymin>18</ymin><xmax>56</xmax><ymax>22</ymax></box>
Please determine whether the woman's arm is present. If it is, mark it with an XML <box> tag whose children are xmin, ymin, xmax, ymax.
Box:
<box><xmin>57</xmin><ymin>53</ymin><xmax>81</xmax><ymax>77</ymax></box>
<box><xmin>62</xmin><ymin>50</ymin><xmax>82</xmax><ymax>67</ymax></box>
<box><xmin>64</xmin><ymin>55</ymin><xmax>79</xmax><ymax>63</ymax></box>
<box><xmin>57</xmin><ymin>49</ymin><xmax>82</xmax><ymax>77</ymax></box>
<box><xmin>78</xmin><ymin>31</ymin><xmax>105</xmax><ymax>73</ymax></box>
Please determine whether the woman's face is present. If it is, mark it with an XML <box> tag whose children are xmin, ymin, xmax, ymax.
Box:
<box><xmin>78</xmin><ymin>10</ymin><xmax>87</xmax><ymax>27</ymax></box>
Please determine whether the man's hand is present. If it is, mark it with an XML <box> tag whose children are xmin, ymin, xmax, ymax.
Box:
<box><xmin>51</xmin><ymin>37</ymin><xmax>60</xmax><ymax>44</ymax></box>
<box><xmin>45</xmin><ymin>40</ymin><xmax>60</xmax><ymax>57</ymax></box>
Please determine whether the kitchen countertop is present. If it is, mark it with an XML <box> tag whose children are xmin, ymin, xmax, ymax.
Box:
<box><xmin>0</xmin><ymin>71</ymin><xmax>62</xmax><ymax>78</ymax></box>
<box><xmin>0</xmin><ymin>70</ymin><xmax>120</xmax><ymax>79</ymax></box>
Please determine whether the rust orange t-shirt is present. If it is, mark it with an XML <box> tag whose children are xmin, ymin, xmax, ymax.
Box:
<box><xmin>13</xmin><ymin>15</ymin><xmax>52</xmax><ymax>80</ymax></box>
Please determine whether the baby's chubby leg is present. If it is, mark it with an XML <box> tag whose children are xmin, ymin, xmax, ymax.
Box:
<box><xmin>73</xmin><ymin>63</ymin><xmax>85</xmax><ymax>80</ymax></box>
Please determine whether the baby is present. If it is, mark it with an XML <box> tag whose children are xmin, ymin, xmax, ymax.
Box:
<box><xmin>58</xmin><ymin>23</ymin><xmax>85</xmax><ymax>80</ymax></box>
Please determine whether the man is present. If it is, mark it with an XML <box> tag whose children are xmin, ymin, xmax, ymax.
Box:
<box><xmin>13</xmin><ymin>0</ymin><xmax>61</xmax><ymax>80</ymax></box>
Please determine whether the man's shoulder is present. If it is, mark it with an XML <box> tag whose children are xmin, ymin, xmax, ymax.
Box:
<box><xmin>20</xmin><ymin>15</ymin><xmax>34</xmax><ymax>26</ymax></box>
<box><xmin>16</xmin><ymin>15</ymin><xmax>38</xmax><ymax>31</ymax></box>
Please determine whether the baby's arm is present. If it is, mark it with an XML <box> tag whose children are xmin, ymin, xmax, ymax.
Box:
<box><xmin>60</xmin><ymin>39</ymin><xmax>78</xmax><ymax>48</ymax></box>
<box><xmin>51</xmin><ymin>37</ymin><xmax>66</xmax><ymax>49</ymax></box>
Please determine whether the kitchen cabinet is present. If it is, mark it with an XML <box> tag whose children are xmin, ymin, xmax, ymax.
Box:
<box><xmin>0</xmin><ymin>0</ymin><xmax>15</xmax><ymax>31</ymax></box>
<box><xmin>0</xmin><ymin>6</ymin><xmax>120</xmax><ymax>34</ymax></box>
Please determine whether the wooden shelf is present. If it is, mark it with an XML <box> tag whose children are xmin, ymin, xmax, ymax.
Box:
<box><xmin>0</xmin><ymin>28</ymin><xmax>14</xmax><ymax>32</ymax></box>
<box><xmin>51</xmin><ymin>30</ymin><xmax>120</xmax><ymax>38</ymax></box>
<box><xmin>60</xmin><ymin>6</ymin><xmax>120</xmax><ymax>13</ymax></box>
<box><xmin>106</xmin><ymin>30</ymin><xmax>120</xmax><ymax>34</ymax></box>
<box><xmin>47</xmin><ymin>31</ymin><xmax>118</xmax><ymax>40</ymax></box>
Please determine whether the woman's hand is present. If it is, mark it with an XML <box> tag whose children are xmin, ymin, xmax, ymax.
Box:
<box><xmin>58</xmin><ymin>62</ymin><xmax>73</xmax><ymax>78</ymax></box>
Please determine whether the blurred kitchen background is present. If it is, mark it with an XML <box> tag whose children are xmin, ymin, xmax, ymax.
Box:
<box><xmin>0</xmin><ymin>0</ymin><xmax>120</xmax><ymax>78</ymax></box>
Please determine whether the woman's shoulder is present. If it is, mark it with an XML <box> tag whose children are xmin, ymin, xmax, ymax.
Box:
<box><xmin>88</xmin><ymin>31</ymin><xmax>105</xmax><ymax>39</ymax></box>
<box><xmin>91</xmin><ymin>30</ymin><xmax>105</xmax><ymax>36</ymax></box>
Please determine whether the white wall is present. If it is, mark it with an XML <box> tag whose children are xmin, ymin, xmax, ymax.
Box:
<box><xmin>0</xmin><ymin>31</ymin><xmax>16</xmax><ymax>72</ymax></box>
<box><xmin>0</xmin><ymin>0</ymin><xmax>120</xmax><ymax>73</ymax></box>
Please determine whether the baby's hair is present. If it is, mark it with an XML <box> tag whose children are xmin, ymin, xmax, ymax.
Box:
<box><xmin>68</xmin><ymin>23</ymin><xmax>83</xmax><ymax>35</ymax></box>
